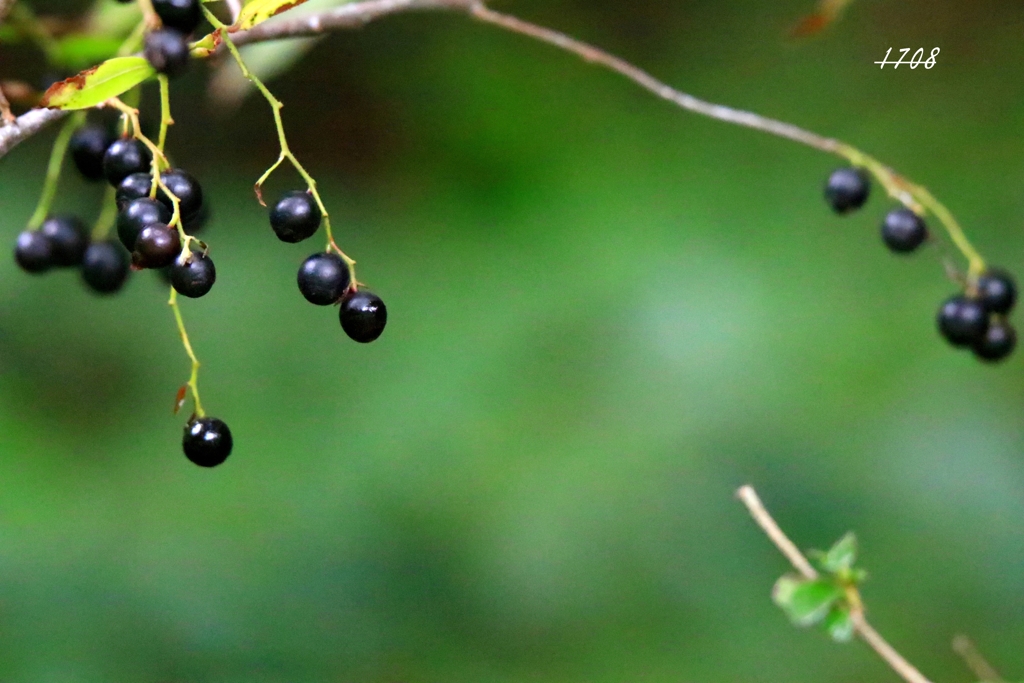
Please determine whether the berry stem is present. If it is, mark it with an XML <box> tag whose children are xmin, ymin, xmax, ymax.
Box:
<box><xmin>90</xmin><ymin>185</ymin><xmax>119</xmax><ymax>241</ymax></box>
<box><xmin>137</xmin><ymin>0</ymin><xmax>162</xmax><ymax>30</ymax></box>
<box><xmin>117</xmin><ymin>20</ymin><xmax>149</xmax><ymax>57</ymax></box>
<box><xmin>26</xmin><ymin>111</ymin><xmax>85</xmax><ymax>230</ymax></box>
<box><xmin>837</xmin><ymin>145</ymin><xmax>986</xmax><ymax>278</ymax></box>
<box><xmin>202</xmin><ymin>6</ymin><xmax>360</xmax><ymax>287</ymax></box>
<box><xmin>168</xmin><ymin>287</ymin><xmax>205</xmax><ymax>418</ymax></box>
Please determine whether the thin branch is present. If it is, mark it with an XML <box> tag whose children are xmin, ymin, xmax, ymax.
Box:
<box><xmin>0</xmin><ymin>107</ymin><xmax>69</xmax><ymax>159</ymax></box>
<box><xmin>952</xmin><ymin>635</ymin><xmax>1005</xmax><ymax>683</ymax></box>
<box><xmin>231</xmin><ymin>0</ymin><xmax>839</xmax><ymax>154</ymax></box>
<box><xmin>736</xmin><ymin>485</ymin><xmax>935</xmax><ymax>683</ymax></box>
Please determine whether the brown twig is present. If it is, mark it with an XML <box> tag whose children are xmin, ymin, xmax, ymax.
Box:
<box><xmin>737</xmin><ymin>485</ymin><xmax>935</xmax><ymax>683</ymax></box>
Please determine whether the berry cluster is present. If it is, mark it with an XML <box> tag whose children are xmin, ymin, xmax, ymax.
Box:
<box><xmin>271</xmin><ymin>191</ymin><xmax>388</xmax><ymax>343</ymax></box>
<box><xmin>13</xmin><ymin>0</ymin><xmax>390</xmax><ymax>467</ymax></box>
<box><xmin>824</xmin><ymin>167</ymin><xmax>1017</xmax><ymax>362</ymax></box>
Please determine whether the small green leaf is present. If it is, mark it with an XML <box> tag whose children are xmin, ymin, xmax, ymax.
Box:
<box><xmin>773</xmin><ymin>575</ymin><xmax>843</xmax><ymax>627</ymax></box>
<box><xmin>824</xmin><ymin>605</ymin><xmax>855</xmax><ymax>642</ymax></box>
<box><xmin>822</xmin><ymin>532</ymin><xmax>858</xmax><ymax>573</ymax></box>
<box><xmin>41</xmin><ymin>57</ymin><xmax>156</xmax><ymax>110</ymax></box>
<box><xmin>236</xmin><ymin>0</ymin><xmax>313</xmax><ymax>30</ymax></box>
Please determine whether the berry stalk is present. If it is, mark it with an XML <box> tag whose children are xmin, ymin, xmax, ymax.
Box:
<box><xmin>26</xmin><ymin>112</ymin><xmax>86</xmax><ymax>230</ymax></box>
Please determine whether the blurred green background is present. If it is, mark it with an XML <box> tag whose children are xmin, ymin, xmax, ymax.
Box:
<box><xmin>2</xmin><ymin>0</ymin><xmax>1024</xmax><ymax>681</ymax></box>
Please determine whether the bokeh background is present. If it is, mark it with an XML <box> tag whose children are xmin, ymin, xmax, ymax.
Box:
<box><xmin>1</xmin><ymin>0</ymin><xmax>1024</xmax><ymax>681</ymax></box>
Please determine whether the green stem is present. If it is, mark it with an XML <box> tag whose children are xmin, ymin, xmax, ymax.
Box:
<box><xmin>27</xmin><ymin>111</ymin><xmax>84</xmax><ymax>230</ymax></box>
<box><xmin>837</xmin><ymin>144</ymin><xmax>986</xmax><ymax>278</ymax></box>
<box><xmin>169</xmin><ymin>287</ymin><xmax>204</xmax><ymax>418</ymax></box>
<box><xmin>91</xmin><ymin>185</ymin><xmax>118</xmax><ymax>241</ymax></box>
<box><xmin>202</xmin><ymin>6</ymin><xmax>359</xmax><ymax>287</ymax></box>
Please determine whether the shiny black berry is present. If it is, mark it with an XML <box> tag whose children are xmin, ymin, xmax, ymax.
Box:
<box><xmin>116</xmin><ymin>172</ymin><xmax>154</xmax><ymax>210</ymax></box>
<box><xmin>881</xmin><ymin>208</ymin><xmax>927</xmax><ymax>253</ymax></box>
<box><xmin>170</xmin><ymin>251</ymin><xmax>216</xmax><ymax>298</ymax></box>
<box><xmin>14</xmin><ymin>230</ymin><xmax>53</xmax><ymax>274</ymax></box>
<box><xmin>183</xmin><ymin>417</ymin><xmax>233</xmax><ymax>467</ymax></box>
<box><xmin>103</xmin><ymin>138</ymin><xmax>151</xmax><ymax>186</ymax></box>
<box><xmin>973</xmin><ymin>321</ymin><xmax>1016</xmax><ymax>363</ymax></box>
<box><xmin>976</xmin><ymin>269</ymin><xmax>1017</xmax><ymax>315</ymax></box>
<box><xmin>297</xmin><ymin>252</ymin><xmax>350</xmax><ymax>305</ymax></box>
<box><xmin>158</xmin><ymin>168</ymin><xmax>203</xmax><ymax>220</ymax></box>
<box><xmin>118</xmin><ymin>198</ymin><xmax>171</xmax><ymax>251</ymax></box>
<box><xmin>81</xmin><ymin>241</ymin><xmax>131</xmax><ymax>294</ymax></box>
<box><xmin>824</xmin><ymin>168</ymin><xmax>870</xmax><ymax>215</ymax></box>
<box><xmin>153</xmin><ymin>0</ymin><xmax>201</xmax><ymax>34</ymax></box>
<box><xmin>937</xmin><ymin>295</ymin><xmax>989</xmax><ymax>348</ymax></box>
<box><xmin>144</xmin><ymin>29</ymin><xmax>190</xmax><ymax>78</ymax></box>
<box><xmin>340</xmin><ymin>290</ymin><xmax>387</xmax><ymax>343</ymax></box>
<box><xmin>132</xmin><ymin>224</ymin><xmax>181</xmax><ymax>269</ymax></box>
<box><xmin>70</xmin><ymin>124</ymin><xmax>113</xmax><ymax>182</ymax></box>
<box><xmin>40</xmin><ymin>215</ymin><xmax>88</xmax><ymax>267</ymax></box>
<box><xmin>270</xmin><ymin>191</ymin><xmax>321</xmax><ymax>243</ymax></box>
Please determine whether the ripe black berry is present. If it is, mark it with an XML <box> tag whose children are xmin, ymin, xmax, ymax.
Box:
<box><xmin>118</xmin><ymin>198</ymin><xmax>171</xmax><ymax>251</ymax></box>
<box><xmin>103</xmin><ymin>138</ymin><xmax>151</xmax><ymax>186</ymax></box>
<box><xmin>973</xmin><ymin>321</ymin><xmax>1017</xmax><ymax>363</ymax></box>
<box><xmin>153</xmin><ymin>0</ymin><xmax>201</xmax><ymax>34</ymax></box>
<box><xmin>297</xmin><ymin>252</ymin><xmax>350</xmax><ymax>305</ymax></box>
<box><xmin>144</xmin><ymin>29</ymin><xmax>190</xmax><ymax>78</ymax></box>
<box><xmin>132</xmin><ymin>224</ymin><xmax>181</xmax><ymax>269</ymax></box>
<box><xmin>976</xmin><ymin>269</ymin><xmax>1017</xmax><ymax>315</ymax></box>
<box><xmin>116</xmin><ymin>172</ymin><xmax>154</xmax><ymax>210</ymax></box>
<box><xmin>881</xmin><ymin>208</ymin><xmax>927</xmax><ymax>254</ymax></box>
<box><xmin>170</xmin><ymin>251</ymin><xmax>216</xmax><ymax>298</ymax></box>
<box><xmin>40</xmin><ymin>215</ymin><xmax>88</xmax><ymax>267</ymax></box>
<box><xmin>81</xmin><ymin>241</ymin><xmax>131</xmax><ymax>294</ymax></box>
<box><xmin>14</xmin><ymin>230</ymin><xmax>53</xmax><ymax>274</ymax></box>
<box><xmin>824</xmin><ymin>167</ymin><xmax>870</xmax><ymax>215</ymax></box>
<box><xmin>183</xmin><ymin>417</ymin><xmax>233</xmax><ymax>467</ymax></box>
<box><xmin>158</xmin><ymin>168</ymin><xmax>204</xmax><ymax>220</ymax></box>
<box><xmin>70</xmin><ymin>124</ymin><xmax>113</xmax><ymax>182</ymax></box>
<box><xmin>270</xmin><ymin>191</ymin><xmax>321</xmax><ymax>243</ymax></box>
<box><xmin>340</xmin><ymin>290</ymin><xmax>387</xmax><ymax>343</ymax></box>
<box><xmin>937</xmin><ymin>295</ymin><xmax>989</xmax><ymax>348</ymax></box>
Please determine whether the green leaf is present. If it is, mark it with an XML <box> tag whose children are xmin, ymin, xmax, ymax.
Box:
<box><xmin>773</xmin><ymin>575</ymin><xmax>843</xmax><ymax>627</ymax></box>
<box><xmin>821</xmin><ymin>532</ymin><xmax>858</xmax><ymax>573</ymax></box>
<box><xmin>824</xmin><ymin>605</ymin><xmax>855</xmax><ymax>642</ymax></box>
<box><xmin>40</xmin><ymin>57</ymin><xmax>156</xmax><ymax>110</ymax></box>
<box><xmin>237</xmin><ymin>0</ymin><xmax>313</xmax><ymax>30</ymax></box>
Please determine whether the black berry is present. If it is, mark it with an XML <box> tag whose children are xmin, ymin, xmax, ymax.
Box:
<box><xmin>81</xmin><ymin>241</ymin><xmax>131</xmax><ymax>294</ymax></box>
<box><xmin>116</xmin><ymin>172</ymin><xmax>154</xmax><ymax>210</ymax></box>
<box><xmin>973</xmin><ymin>321</ymin><xmax>1017</xmax><ymax>363</ymax></box>
<box><xmin>152</xmin><ymin>0</ymin><xmax>201</xmax><ymax>34</ymax></box>
<box><xmin>144</xmin><ymin>29</ymin><xmax>190</xmax><ymax>78</ymax></box>
<box><xmin>14</xmin><ymin>230</ymin><xmax>53</xmax><ymax>274</ymax></box>
<box><xmin>340</xmin><ymin>290</ymin><xmax>387</xmax><ymax>343</ymax></box>
<box><xmin>881</xmin><ymin>208</ymin><xmax>927</xmax><ymax>254</ymax></box>
<box><xmin>132</xmin><ymin>224</ymin><xmax>181</xmax><ymax>269</ymax></box>
<box><xmin>103</xmin><ymin>138</ymin><xmax>151</xmax><ymax>186</ymax></box>
<box><xmin>40</xmin><ymin>215</ymin><xmax>88</xmax><ymax>267</ymax></box>
<box><xmin>183</xmin><ymin>417</ymin><xmax>233</xmax><ymax>467</ymax></box>
<box><xmin>183</xmin><ymin>203</ymin><xmax>210</xmax><ymax>234</ymax></box>
<box><xmin>270</xmin><ymin>191</ymin><xmax>321</xmax><ymax>243</ymax></box>
<box><xmin>118</xmin><ymin>198</ymin><xmax>171</xmax><ymax>251</ymax></box>
<box><xmin>69</xmin><ymin>124</ymin><xmax>113</xmax><ymax>182</ymax></box>
<box><xmin>170</xmin><ymin>251</ymin><xmax>216</xmax><ymax>298</ymax></box>
<box><xmin>937</xmin><ymin>295</ymin><xmax>989</xmax><ymax>348</ymax></box>
<box><xmin>976</xmin><ymin>269</ymin><xmax>1017</xmax><ymax>315</ymax></box>
<box><xmin>158</xmin><ymin>168</ymin><xmax>204</xmax><ymax>220</ymax></box>
<box><xmin>297</xmin><ymin>252</ymin><xmax>350</xmax><ymax>305</ymax></box>
<box><xmin>824</xmin><ymin>167</ymin><xmax>870</xmax><ymax>215</ymax></box>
